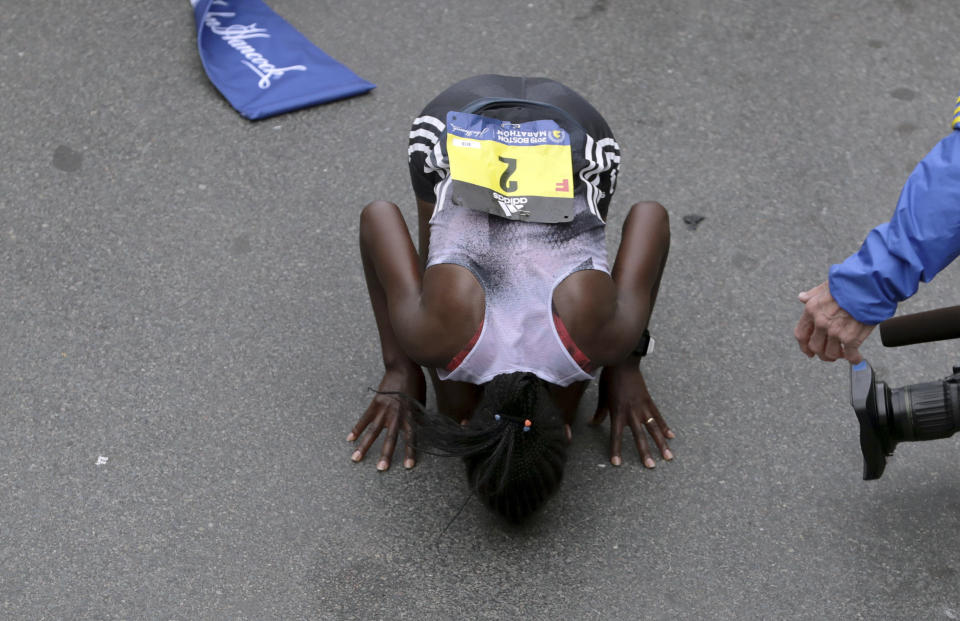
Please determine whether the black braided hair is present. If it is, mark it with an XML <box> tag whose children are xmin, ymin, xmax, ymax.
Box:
<box><xmin>412</xmin><ymin>371</ymin><xmax>567</xmax><ymax>522</ymax></box>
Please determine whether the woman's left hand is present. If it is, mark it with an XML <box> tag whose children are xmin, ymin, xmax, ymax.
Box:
<box><xmin>590</xmin><ymin>360</ymin><xmax>675</xmax><ymax>467</ymax></box>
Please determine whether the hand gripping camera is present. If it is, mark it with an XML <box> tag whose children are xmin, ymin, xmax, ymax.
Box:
<box><xmin>849</xmin><ymin>305</ymin><xmax>960</xmax><ymax>480</ymax></box>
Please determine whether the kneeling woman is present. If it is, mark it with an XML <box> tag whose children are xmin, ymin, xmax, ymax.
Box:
<box><xmin>350</xmin><ymin>75</ymin><xmax>673</xmax><ymax>522</ymax></box>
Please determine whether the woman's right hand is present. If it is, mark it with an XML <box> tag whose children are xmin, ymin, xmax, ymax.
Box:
<box><xmin>347</xmin><ymin>362</ymin><xmax>426</xmax><ymax>471</ymax></box>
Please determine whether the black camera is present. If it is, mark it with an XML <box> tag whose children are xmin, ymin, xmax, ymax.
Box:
<box><xmin>848</xmin><ymin>305</ymin><xmax>960</xmax><ymax>480</ymax></box>
<box><xmin>849</xmin><ymin>360</ymin><xmax>960</xmax><ymax>479</ymax></box>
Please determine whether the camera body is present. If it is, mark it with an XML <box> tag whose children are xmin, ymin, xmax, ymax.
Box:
<box><xmin>849</xmin><ymin>360</ymin><xmax>960</xmax><ymax>479</ymax></box>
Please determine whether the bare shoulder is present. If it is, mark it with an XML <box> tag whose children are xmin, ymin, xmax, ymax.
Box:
<box><xmin>416</xmin><ymin>263</ymin><xmax>485</xmax><ymax>366</ymax></box>
<box><xmin>552</xmin><ymin>269</ymin><xmax>617</xmax><ymax>358</ymax></box>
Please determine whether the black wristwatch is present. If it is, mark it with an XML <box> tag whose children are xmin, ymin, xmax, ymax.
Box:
<box><xmin>632</xmin><ymin>329</ymin><xmax>654</xmax><ymax>358</ymax></box>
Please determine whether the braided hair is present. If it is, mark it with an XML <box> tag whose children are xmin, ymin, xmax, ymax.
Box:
<box><xmin>414</xmin><ymin>372</ymin><xmax>567</xmax><ymax>522</ymax></box>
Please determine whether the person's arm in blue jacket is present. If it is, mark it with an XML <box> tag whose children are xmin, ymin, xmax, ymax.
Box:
<box><xmin>795</xmin><ymin>102</ymin><xmax>960</xmax><ymax>363</ymax></box>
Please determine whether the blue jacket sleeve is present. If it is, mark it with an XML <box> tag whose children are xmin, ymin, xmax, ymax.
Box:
<box><xmin>829</xmin><ymin>128</ymin><xmax>960</xmax><ymax>324</ymax></box>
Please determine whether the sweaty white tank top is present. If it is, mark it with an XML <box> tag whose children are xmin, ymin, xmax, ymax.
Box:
<box><xmin>426</xmin><ymin>193</ymin><xmax>609</xmax><ymax>387</ymax></box>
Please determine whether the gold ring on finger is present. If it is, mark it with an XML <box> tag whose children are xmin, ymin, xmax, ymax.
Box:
<box><xmin>645</xmin><ymin>417</ymin><xmax>654</xmax><ymax>424</ymax></box>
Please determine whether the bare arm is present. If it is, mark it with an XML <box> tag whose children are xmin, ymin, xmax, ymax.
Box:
<box><xmin>350</xmin><ymin>201</ymin><xmax>426</xmax><ymax>470</ymax></box>
<box><xmin>351</xmin><ymin>200</ymin><xmax>483</xmax><ymax>470</ymax></box>
<box><xmin>553</xmin><ymin>202</ymin><xmax>671</xmax><ymax>366</ymax></box>
<box><xmin>359</xmin><ymin>201</ymin><xmax>480</xmax><ymax>368</ymax></box>
<box><xmin>553</xmin><ymin>202</ymin><xmax>675</xmax><ymax>467</ymax></box>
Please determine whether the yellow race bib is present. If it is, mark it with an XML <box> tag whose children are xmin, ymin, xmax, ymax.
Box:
<box><xmin>446</xmin><ymin>111</ymin><xmax>575</xmax><ymax>222</ymax></box>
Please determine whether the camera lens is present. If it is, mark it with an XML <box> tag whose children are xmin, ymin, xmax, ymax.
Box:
<box><xmin>888</xmin><ymin>381</ymin><xmax>960</xmax><ymax>442</ymax></box>
<box><xmin>850</xmin><ymin>361</ymin><xmax>960</xmax><ymax>480</ymax></box>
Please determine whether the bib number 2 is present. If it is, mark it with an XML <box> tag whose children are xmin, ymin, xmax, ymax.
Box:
<box><xmin>498</xmin><ymin>156</ymin><xmax>518</xmax><ymax>193</ymax></box>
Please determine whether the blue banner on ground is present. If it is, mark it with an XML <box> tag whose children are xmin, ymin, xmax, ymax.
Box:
<box><xmin>191</xmin><ymin>0</ymin><xmax>375</xmax><ymax>120</ymax></box>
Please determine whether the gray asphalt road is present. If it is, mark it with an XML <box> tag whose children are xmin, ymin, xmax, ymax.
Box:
<box><xmin>4</xmin><ymin>1</ymin><xmax>960</xmax><ymax>619</ymax></box>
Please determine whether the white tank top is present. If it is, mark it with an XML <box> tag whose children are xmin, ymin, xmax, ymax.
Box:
<box><xmin>426</xmin><ymin>192</ymin><xmax>609</xmax><ymax>387</ymax></box>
